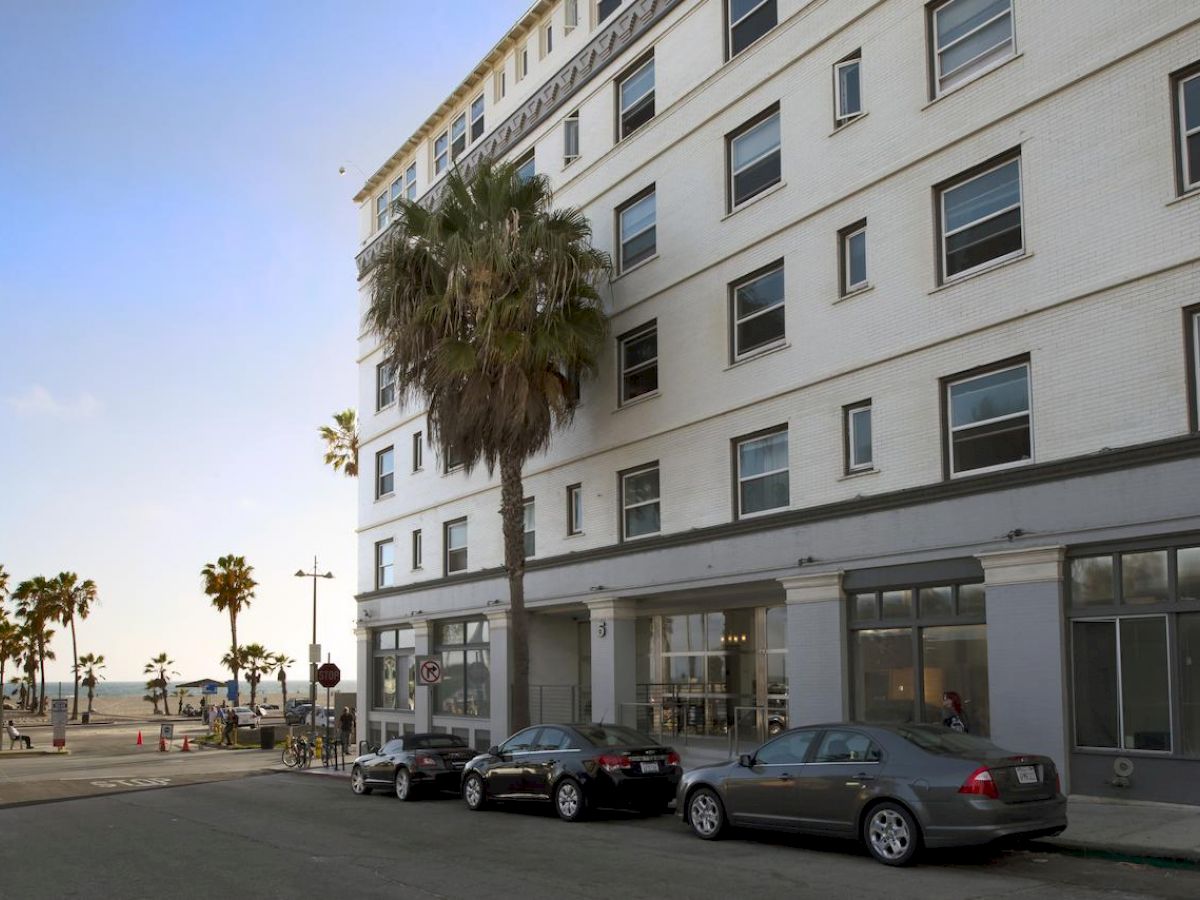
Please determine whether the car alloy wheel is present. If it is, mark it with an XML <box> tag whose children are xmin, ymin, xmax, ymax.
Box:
<box><xmin>463</xmin><ymin>773</ymin><xmax>486</xmax><ymax>811</ymax></box>
<box><xmin>865</xmin><ymin>803</ymin><xmax>919</xmax><ymax>866</ymax></box>
<box><xmin>351</xmin><ymin>766</ymin><xmax>371</xmax><ymax>795</ymax></box>
<box><xmin>394</xmin><ymin>767</ymin><xmax>412</xmax><ymax>801</ymax></box>
<box><xmin>554</xmin><ymin>777</ymin><xmax>586</xmax><ymax>822</ymax></box>
<box><xmin>687</xmin><ymin>788</ymin><xmax>726</xmax><ymax>840</ymax></box>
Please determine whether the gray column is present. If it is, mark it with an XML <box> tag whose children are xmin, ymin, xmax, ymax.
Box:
<box><xmin>354</xmin><ymin>626</ymin><xmax>370</xmax><ymax>751</ymax></box>
<box><xmin>977</xmin><ymin>546</ymin><xmax>1070</xmax><ymax>787</ymax></box>
<box><xmin>586</xmin><ymin>597</ymin><xmax>637</xmax><ymax>728</ymax></box>
<box><xmin>779</xmin><ymin>572</ymin><xmax>848</xmax><ymax>727</ymax></box>
<box><xmin>487</xmin><ymin>610</ymin><xmax>511</xmax><ymax>741</ymax></box>
<box><xmin>413</xmin><ymin>621</ymin><xmax>432</xmax><ymax>733</ymax></box>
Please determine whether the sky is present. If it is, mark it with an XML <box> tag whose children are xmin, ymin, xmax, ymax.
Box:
<box><xmin>0</xmin><ymin>0</ymin><xmax>531</xmax><ymax>682</ymax></box>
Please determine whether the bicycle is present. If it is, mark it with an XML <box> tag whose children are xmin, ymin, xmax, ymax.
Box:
<box><xmin>281</xmin><ymin>734</ymin><xmax>312</xmax><ymax>769</ymax></box>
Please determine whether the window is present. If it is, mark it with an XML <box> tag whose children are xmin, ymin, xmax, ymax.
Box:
<box><xmin>617</xmin><ymin>186</ymin><xmax>656</xmax><ymax>272</ymax></box>
<box><xmin>517</xmin><ymin>44</ymin><xmax>529</xmax><ymax>81</ymax></box>
<box><xmin>735</xmin><ymin>428</ymin><xmax>789</xmax><ymax>517</ymax></box>
<box><xmin>930</xmin><ymin>0</ymin><xmax>1015</xmax><ymax>97</ymax></box>
<box><xmin>754</xmin><ymin>729</ymin><xmax>816</xmax><ymax>765</ymax></box>
<box><xmin>494</xmin><ymin>68</ymin><xmax>506</xmax><ymax>102</ymax></box>
<box><xmin>728</xmin><ymin>0</ymin><xmax>777</xmax><ymax>58</ymax></box>
<box><xmin>444</xmin><ymin>519</ymin><xmax>468</xmax><ymax>574</ymax></box>
<box><xmin>944</xmin><ymin>359</ymin><xmax>1031</xmax><ymax>476</ymax></box>
<box><xmin>845</xmin><ymin>401</ymin><xmax>873</xmax><ymax>473</ymax></box>
<box><xmin>565</xmin><ymin>0</ymin><xmax>580</xmax><ymax>31</ymax></box>
<box><xmin>376</xmin><ymin>361</ymin><xmax>396</xmax><ymax>410</ymax></box>
<box><xmin>728</xmin><ymin>107</ymin><xmax>781</xmax><ymax>208</ymax></box>
<box><xmin>938</xmin><ymin>153</ymin><xmax>1023</xmax><ymax>281</ymax></box>
<box><xmin>1176</xmin><ymin>65</ymin><xmax>1200</xmax><ymax>194</ymax></box>
<box><xmin>621</xmin><ymin>463</ymin><xmax>660</xmax><ymax>540</ymax></box>
<box><xmin>375</xmin><ymin>192</ymin><xmax>388</xmax><ymax>231</ymax></box>
<box><xmin>432</xmin><ymin>619</ymin><xmax>490</xmax><ymax>717</ymax></box>
<box><xmin>444</xmin><ymin>443</ymin><xmax>465</xmax><ymax>473</ymax></box>
<box><xmin>451</xmin><ymin>113</ymin><xmax>467</xmax><ymax>160</ymax></box>
<box><xmin>597</xmin><ymin>0</ymin><xmax>621</xmax><ymax>25</ymax></box>
<box><xmin>411</xmin><ymin>529</ymin><xmax>422</xmax><ymax>570</ymax></box>
<box><xmin>523</xmin><ymin>499</ymin><xmax>536</xmax><ymax>558</ymax></box>
<box><xmin>412</xmin><ymin>432</ymin><xmax>423</xmax><ymax>472</ymax></box>
<box><xmin>564</xmin><ymin>109</ymin><xmax>580</xmax><ymax>164</ymax></box>
<box><xmin>470</xmin><ymin>95</ymin><xmax>485</xmax><ymax>142</ymax></box>
<box><xmin>390</xmin><ymin>175</ymin><xmax>403</xmax><ymax>209</ymax></box>
<box><xmin>850</xmin><ymin>582</ymin><xmax>989</xmax><ymax>735</ymax></box>
<box><xmin>541</xmin><ymin>23</ymin><xmax>553</xmax><ymax>57</ymax></box>
<box><xmin>813</xmin><ymin>729</ymin><xmax>882</xmax><ymax>763</ymax></box>
<box><xmin>434</xmin><ymin>131</ymin><xmax>449</xmax><ymax>175</ymax></box>
<box><xmin>376</xmin><ymin>446</ymin><xmax>395</xmax><ymax>497</ymax></box>
<box><xmin>839</xmin><ymin>220</ymin><xmax>868</xmax><ymax>295</ymax></box>
<box><xmin>617</xmin><ymin>55</ymin><xmax>655</xmax><ymax>141</ymax></box>
<box><xmin>1188</xmin><ymin>307</ymin><xmax>1200</xmax><ymax>432</ymax></box>
<box><xmin>834</xmin><ymin>51</ymin><xmax>863</xmax><ymax>126</ymax></box>
<box><xmin>515</xmin><ymin>150</ymin><xmax>535</xmax><ymax>182</ymax></box>
<box><xmin>405</xmin><ymin>163</ymin><xmax>417</xmax><ymax>200</ymax></box>
<box><xmin>618</xmin><ymin>320</ymin><xmax>658</xmax><ymax>405</ymax></box>
<box><xmin>375</xmin><ymin>539</ymin><xmax>394</xmax><ymax>588</ymax></box>
<box><xmin>372</xmin><ymin>626</ymin><xmax>416</xmax><ymax>711</ymax></box>
<box><xmin>730</xmin><ymin>262</ymin><xmax>785</xmax><ymax>360</ymax></box>
<box><xmin>567</xmin><ymin>483</ymin><xmax>583</xmax><ymax>535</ymax></box>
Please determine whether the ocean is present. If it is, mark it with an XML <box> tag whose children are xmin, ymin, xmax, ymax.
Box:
<box><xmin>55</xmin><ymin>680</ymin><xmax>358</xmax><ymax>700</ymax></box>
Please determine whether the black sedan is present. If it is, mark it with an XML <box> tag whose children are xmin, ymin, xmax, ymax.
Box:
<box><xmin>350</xmin><ymin>733</ymin><xmax>477</xmax><ymax>800</ymax></box>
<box><xmin>677</xmin><ymin>723</ymin><xmax>1066</xmax><ymax>866</ymax></box>
<box><xmin>461</xmin><ymin>723</ymin><xmax>681</xmax><ymax>821</ymax></box>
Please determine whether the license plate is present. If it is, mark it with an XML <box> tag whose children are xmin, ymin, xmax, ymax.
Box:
<box><xmin>640</xmin><ymin>762</ymin><xmax>660</xmax><ymax>774</ymax></box>
<box><xmin>1015</xmin><ymin>765</ymin><xmax>1039</xmax><ymax>784</ymax></box>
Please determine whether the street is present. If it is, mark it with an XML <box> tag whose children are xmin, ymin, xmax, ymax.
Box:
<box><xmin>2</xmin><ymin>773</ymin><xmax>1199</xmax><ymax>899</ymax></box>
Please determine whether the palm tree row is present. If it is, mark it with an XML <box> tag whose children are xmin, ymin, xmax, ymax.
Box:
<box><xmin>0</xmin><ymin>566</ymin><xmax>99</xmax><ymax>718</ymax></box>
<box><xmin>219</xmin><ymin>645</ymin><xmax>295</xmax><ymax>708</ymax></box>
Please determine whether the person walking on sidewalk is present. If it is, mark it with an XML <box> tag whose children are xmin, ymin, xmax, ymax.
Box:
<box><xmin>223</xmin><ymin>707</ymin><xmax>239</xmax><ymax>746</ymax></box>
<box><xmin>338</xmin><ymin>707</ymin><xmax>353</xmax><ymax>753</ymax></box>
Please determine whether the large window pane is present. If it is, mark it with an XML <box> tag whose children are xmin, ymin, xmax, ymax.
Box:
<box><xmin>1121</xmin><ymin>551</ymin><xmax>1169</xmax><ymax>605</ymax></box>
<box><xmin>949</xmin><ymin>364</ymin><xmax>1028</xmax><ymax>427</ymax></box>
<box><xmin>942</xmin><ymin>158</ymin><xmax>1022</xmax><ymax>277</ymax></box>
<box><xmin>729</xmin><ymin>0</ymin><xmax>777</xmax><ymax>57</ymax></box>
<box><xmin>1073</xmin><ymin>620</ymin><xmax>1119</xmax><ymax>748</ymax></box>
<box><xmin>920</xmin><ymin>586</ymin><xmax>953</xmax><ymax>618</ymax></box>
<box><xmin>948</xmin><ymin>363</ymin><xmax>1030</xmax><ymax>474</ymax></box>
<box><xmin>1180</xmin><ymin>547</ymin><xmax>1200</xmax><ymax>603</ymax></box>
<box><xmin>957</xmin><ymin>583</ymin><xmax>986</xmax><ymax>618</ymax></box>
<box><xmin>663</xmin><ymin>614</ymin><xmax>703</xmax><ymax>653</ymax></box>
<box><xmin>766</xmin><ymin>606</ymin><xmax>787</xmax><ymax>651</ymax></box>
<box><xmin>731</xmin><ymin>112</ymin><xmax>780</xmax><ymax>206</ymax></box>
<box><xmin>851</xmin><ymin>593</ymin><xmax>877</xmax><ymax>622</ymax></box>
<box><xmin>1071</xmin><ymin>556</ymin><xmax>1114</xmax><ymax>607</ymax></box>
<box><xmin>1181</xmin><ymin>613</ymin><xmax>1200</xmax><ymax>755</ymax></box>
<box><xmin>433</xmin><ymin>650</ymin><xmax>466</xmax><ymax>716</ymax></box>
<box><xmin>881</xmin><ymin>589</ymin><xmax>913</xmax><ymax>619</ymax></box>
<box><xmin>922</xmin><ymin>624</ymin><xmax>990</xmax><ymax>735</ymax></box>
<box><xmin>1120</xmin><ymin>617</ymin><xmax>1170</xmax><ymax>751</ymax></box>
<box><xmin>852</xmin><ymin>628</ymin><xmax>914</xmax><ymax>722</ymax></box>
<box><xmin>466</xmin><ymin>649</ymin><xmax>490</xmax><ymax>717</ymax></box>
<box><xmin>375</xmin><ymin>656</ymin><xmax>398</xmax><ymax>709</ymax></box>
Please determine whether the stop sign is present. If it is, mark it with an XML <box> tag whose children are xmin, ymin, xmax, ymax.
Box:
<box><xmin>316</xmin><ymin>662</ymin><xmax>341</xmax><ymax>689</ymax></box>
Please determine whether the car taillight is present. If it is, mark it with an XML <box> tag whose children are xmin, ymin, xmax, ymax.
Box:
<box><xmin>666</xmin><ymin>751</ymin><xmax>681</xmax><ymax>767</ymax></box>
<box><xmin>597</xmin><ymin>753</ymin><xmax>631</xmax><ymax>772</ymax></box>
<box><xmin>414</xmin><ymin>754</ymin><xmax>438</xmax><ymax>768</ymax></box>
<box><xmin>958</xmin><ymin>766</ymin><xmax>999</xmax><ymax>799</ymax></box>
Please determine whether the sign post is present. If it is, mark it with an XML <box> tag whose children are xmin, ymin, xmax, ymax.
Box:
<box><xmin>51</xmin><ymin>698</ymin><xmax>68</xmax><ymax>749</ymax></box>
<box><xmin>316</xmin><ymin>660</ymin><xmax>341</xmax><ymax>767</ymax></box>
<box><xmin>417</xmin><ymin>657</ymin><xmax>443</xmax><ymax>686</ymax></box>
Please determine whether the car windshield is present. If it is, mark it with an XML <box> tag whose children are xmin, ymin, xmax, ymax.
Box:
<box><xmin>895</xmin><ymin>725</ymin><xmax>1000</xmax><ymax>755</ymax></box>
<box><xmin>573</xmin><ymin>725</ymin><xmax>656</xmax><ymax>748</ymax></box>
<box><xmin>408</xmin><ymin>735</ymin><xmax>468</xmax><ymax>749</ymax></box>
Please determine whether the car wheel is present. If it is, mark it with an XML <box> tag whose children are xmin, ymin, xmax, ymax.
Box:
<box><xmin>394</xmin><ymin>767</ymin><xmax>414</xmax><ymax>801</ymax></box>
<box><xmin>864</xmin><ymin>802</ymin><xmax>920</xmax><ymax>866</ymax></box>
<box><xmin>687</xmin><ymin>787</ymin><xmax>726</xmax><ymax>840</ymax></box>
<box><xmin>553</xmin><ymin>777</ymin><xmax>587</xmax><ymax>822</ymax></box>
<box><xmin>351</xmin><ymin>765</ymin><xmax>372</xmax><ymax>796</ymax></box>
<box><xmin>462</xmin><ymin>772</ymin><xmax>488</xmax><ymax>811</ymax></box>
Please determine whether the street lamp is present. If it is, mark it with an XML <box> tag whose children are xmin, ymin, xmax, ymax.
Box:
<box><xmin>295</xmin><ymin>557</ymin><xmax>334</xmax><ymax>739</ymax></box>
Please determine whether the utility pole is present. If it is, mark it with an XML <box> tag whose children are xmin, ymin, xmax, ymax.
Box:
<box><xmin>294</xmin><ymin>557</ymin><xmax>333</xmax><ymax>740</ymax></box>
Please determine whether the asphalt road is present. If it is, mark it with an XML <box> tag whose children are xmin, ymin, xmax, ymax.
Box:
<box><xmin>2</xmin><ymin>773</ymin><xmax>1198</xmax><ymax>899</ymax></box>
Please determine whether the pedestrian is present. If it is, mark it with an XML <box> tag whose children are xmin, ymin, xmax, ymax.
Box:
<box><xmin>6</xmin><ymin>720</ymin><xmax>33</xmax><ymax>750</ymax></box>
<box><xmin>942</xmin><ymin>691</ymin><xmax>968</xmax><ymax>733</ymax></box>
<box><xmin>338</xmin><ymin>707</ymin><xmax>353</xmax><ymax>752</ymax></box>
<box><xmin>223</xmin><ymin>707</ymin><xmax>238</xmax><ymax>746</ymax></box>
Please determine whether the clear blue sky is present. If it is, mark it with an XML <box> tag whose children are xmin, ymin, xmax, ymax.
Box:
<box><xmin>0</xmin><ymin>1</ymin><xmax>530</xmax><ymax>681</ymax></box>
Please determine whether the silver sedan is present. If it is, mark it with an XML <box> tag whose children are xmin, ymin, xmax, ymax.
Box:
<box><xmin>676</xmin><ymin>723</ymin><xmax>1066</xmax><ymax>866</ymax></box>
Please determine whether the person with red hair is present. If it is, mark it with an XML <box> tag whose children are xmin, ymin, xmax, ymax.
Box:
<box><xmin>942</xmin><ymin>691</ymin><xmax>968</xmax><ymax>733</ymax></box>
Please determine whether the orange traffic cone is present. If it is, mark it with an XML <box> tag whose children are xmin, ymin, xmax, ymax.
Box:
<box><xmin>158</xmin><ymin>737</ymin><xmax>167</xmax><ymax>752</ymax></box>
<box><xmin>181</xmin><ymin>736</ymin><xmax>190</xmax><ymax>752</ymax></box>
<box><xmin>136</xmin><ymin>730</ymin><xmax>143</xmax><ymax>746</ymax></box>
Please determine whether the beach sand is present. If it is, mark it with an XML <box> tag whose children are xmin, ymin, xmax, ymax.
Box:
<box><xmin>4</xmin><ymin>690</ymin><xmax>295</xmax><ymax>724</ymax></box>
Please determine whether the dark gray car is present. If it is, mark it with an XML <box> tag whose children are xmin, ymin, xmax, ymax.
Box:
<box><xmin>676</xmin><ymin>723</ymin><xmax>1066</xmax><ymax>866</ymax></box>
<box><xmin>351</xmin><ymin>733</ymin><xmax>477</xmax><ymax>800</ymax></box>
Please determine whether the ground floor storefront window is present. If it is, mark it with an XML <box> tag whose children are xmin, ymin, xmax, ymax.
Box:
<box><xmin>849</xmin><ymin>583</ymin><xmax>989</xmax><ymax>735</ymax></box>
<box><xmin>432</xmin><ymin>618</ymin><xmax>490</xmax><ymax>717</ymax></box>
<box><xmin>372</xmin><ymin>626</ymin><xmax>415</xmax><ymax>711</ymax></box>
<box><xmin>1070</xmin><ymin>539</ymin><xmax>1200</xmax><ymax>756</ymax></box>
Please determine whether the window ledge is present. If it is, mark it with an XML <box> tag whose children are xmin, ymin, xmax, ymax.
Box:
<box><xmin>929</xmin><ymin>251</ymin><xmax>1033</xmax><ymax>295</ymax></box>
<box><xmin>838</xmin><ymin>467</ymin><xmax>879</xmax><ymax>482</ymax></box>
<box><xmin>563</xmin><ymin>156</ymin><xmax>581</xmax><ymax>170</ymax></box>
<box><xmin>413</xmin><ymin>467</ymin><xmax>424</xmax><ymax>474</ymax></box>
<box><xmin>834</xmin><ymin>283</ymin><xmax>874</xmax><ymax>305</ymax></box>
<box><xmin>613</xmin><ymin>390</ymin><xmax>661</xmax><ymax>413</ymax></box>
<box><xmin>566</xmin><ymin>531</ymin><xmax>586</xmax><ymax>539</ymax></box>
<box><xmin>375</xmin><ymin>402</ymin><xmax>397</xmax><ymax>416</ymax></box>
<box><xmin>411</xmin><ymin>567</ymin><xmax>423</xmax><ymax>572</ymax></box>
<box><xmin>375</xmin><ymin>492</ymin><xmax>396</xmax><ymax>503</ymax></box>
<box><xmin>830</xmin><ymin>111</ymin><xmax>867</xmax><ymax>137</ymax></box>
<box><xmin>722</xmin><ymin>180</ymin><xmax>788</xmax><ymax>221</ymax></box>
<box><xmin>922</xmin><ymin>53</ymin><xmax>1024</xmax><ymax>110</ymax></box>
<box><xmin>612</xmin><ymin>253</ymin><xmax>660</xmax><ymax>282</ymax></box>
<box><xmin>724</xmin><ymin>341</ymin><xmax>791</xmax><ymax>371</ymax></box>
<box><xmin>1167</xmin><ymin>187</ymin><xmax>1200</xmax><ymax>207</ymax></box>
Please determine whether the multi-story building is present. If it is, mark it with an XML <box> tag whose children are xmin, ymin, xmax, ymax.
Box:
<box><xmin>352</xmin><ymin>0</ymin><xmax>1200</xmax><ymax>804</ymax></box>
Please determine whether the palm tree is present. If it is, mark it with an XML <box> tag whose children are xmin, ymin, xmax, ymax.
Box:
<box><xmin>366</xmin><ymin>159</ymin><xmax>611</xmax><ymax>729</ymax></box>
<box><xmin>50</xmin><ymin>572</ymin><xmax>98</xmax><ymax>720</ymax></box>
<box><xmin>173</xmin><ymin>686</ymin><xmax>190</xmax><ymax>716</ymax></box>
<box><xmin>143</xmin><ymin>653</ymin><xmax>177</xmax><ymax>716</ymax></box>
<box><xmin>319</xmin><ymin>409</ymin><xmax>359</xmax><ymax>477</ymax></box>
<box><xmin>220</xmin><ymin>647</ymin><xmax>246</xmax><ymax>702</ymax></box>
<box><xmin>0</xmin><ymin>563</ymin><xmax>9</xmax><ymax>599</ymax></box>
<box><xmin>241</xmin><ymin>643</ymin><xmax>270</xmax><ymax>707</ymax></box>
<box><xmin>273</xmin><ymin>653</ymin><xmax>295</xmax><ymax>710</ymax></box>
<box><xmin>0</xmin><ymin>612</ymin><xmax>20</xmax><ymax>712</ymax></box>
<box><xmin>13</xmin><ymin>577</ymin><xmax>56</xmax><ymax>713</ymax></box>
<box><xmin>201</xmin><ymin>555</ymin><xmax>257</xmax><ymax>692</ymax></box>
<box><xmin>76</xmin><ymin>653</ymin><xmax>105</xmax><ymax>717</ymax></box>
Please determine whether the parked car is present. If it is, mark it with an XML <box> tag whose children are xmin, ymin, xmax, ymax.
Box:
<box><xmin>284</xmin><ymin>704</ymin><xmax>310</xmax><ymax>725</ymax></box>
<box><xmin>255</xmin><ymin>704</ymin><xmax>281</xmax><ymax>718</ymax></box>
<box><xmin>350</xmin><ymin>733</ymin><xmax>477</xmax><ymax>800</ymax></box>
<box><xmin>230</xmin><ymin>706</ymin><xmax>260</xmax><ymax>729</ymax></box>
<box><xmin>461</xmin><ymin>723</ymin><xmax>681</xmax><ymax>821</ymax></box>
<box><xmin>676</xmin><ymin>723</ymin><xmax>1066</xmax><ymax>866</ymax></box>
<box><xmin>285</xmin><ymin>705</ymin><xmax>336</xmax><ymax>728</ymax></box>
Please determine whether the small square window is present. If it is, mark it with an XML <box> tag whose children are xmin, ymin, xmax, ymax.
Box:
<box><xmin>728</xmin><ymin>107</ymin><xmax>781</xmax><ymax>209</ymax></box>
<box><xmin>618</xmin><ymin>320</ymin><xmax>658</xmax><ymax>405</ymax></box>
<box><xmin>845</xmin><ymin>401</ymin><xmax>873</xmax><ymax>473</ymax></box>
<box><xmin>1174</xmin><ymin>65</ymin><xmax>1200</xmax><ymax>194</ymax></box>
<box><xmin>621</xmin><ymin>464</ymin><xmax>660</xmax><ymax>540</ymax></box>
<box><xmin>444</xmin><ymin>519</ymin><xmax>468</xmax><ymax>574</ymax></box>
<box><xmin>834</xmin><ymin>51</ymin><xmax>863</xmax><ymax>126</ymax></box>
<box><xmin>411</xmin><ymin>529</ymin><xmax>423</xmax><ymax>570</ymax></box>
<box><xmin>376</xmin><ymin>361</ymin><xmax>396</xmax><ymax>410</ymax></box>
<box><xmin>727</xmin><ymin>0</ymin><xmax>777</xmax><ymax>59</ymax></box>
<box><xmin>523</xmin><ymin>499</ymin><xmax>536</xmax><ymax>558</ymax></box>
<box><xmin>375</xmin><ymin>539</ymin><xmax>394</xmax><ymax>589</ymax></box>
<box><xmin>412</xmin><ymin>432</ymin><xmax>423</xmax><ymax>472</ymax></box>
<box><xmin>376</xmin><ymin>446</ymin><xmax>395</xmax><ymax>498</ymax></box>
<box><xmin>617</xmin><ymin>186</ymin><xmax>656</xmax><ymax>272</ymax></box>
<box><xmin>735</xmin><ymin>428</ymin><xmax>789</xmax><ymax>517</ymax></box>
<box><xmin>937</xmin><ymin>152</ymin><xmax>1023</xmax><ymax>282</ymax></box>
<box><xmin>730</xmin><ymin>262</ymin><xmax>785</xmax><ymax>360</ymax></box>
<box><xmin>944</xmin><ymin>359</ymin><xmax>1032</xmax><ymax>477</ymax></box>
<box><xmin>567</xmin><ymin>483</ymin><xmax>583</xmax><ymax>535</ymax></box>
<box><xmin>617</xmin><ymin>55</ymin><xmax>655</xmax><ymax>141</ymax></box>
<box><xmin>930</xmin><ymin>0</ymin><xmax>1015</xmax><ymax>97</ymax></box>
<box><xmin>839</xmin><ymin>220</ymin><xmax>868</xmax><ymax>295</ymax></box>
<box><xmin>434</xmin><ymin>131</ymin><xmax>449</xmax><ymax>175</ymax></box>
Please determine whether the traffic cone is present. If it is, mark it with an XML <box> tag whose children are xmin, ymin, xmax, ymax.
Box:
<box><xmin>159</xmin><ymin>737</ymin><xmax>167</xmax><ymax>752</ymax></box>
<box><xmin>181</xmin><ymin>736</ymin><xmax>190</xmax><ymax>752</ymax></box>
<box><xmin>136</xmin><ymin>730</ymin><xmax>143</xmax><ymax>746</ymax></box>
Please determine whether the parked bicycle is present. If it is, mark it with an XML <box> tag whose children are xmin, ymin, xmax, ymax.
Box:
<box><xmin>281</xmin><ymin>733</ymin><xmax>312</xmax><ymax>769</ymax></box>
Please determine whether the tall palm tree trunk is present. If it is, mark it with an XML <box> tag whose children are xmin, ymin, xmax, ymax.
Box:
<box><xmin>69</xmin><ymin>616</ymin><xmax>79</xmax><ymax>720</ymax></box>
<box><xmin>499</xmin><ymin>450</ymin><xmax>531</xmax><ymax>732</ymax></box>
<box><xmin>228</xmin><ymin>610</ymin><xmax>239</xmax><ymax>697</ymax></box>
<box><xmin>280</xmin><ymin>675</ymin><xmax>288</xmax><ymax>710</ymax></box>
<box><xmin>38</xmin><ymin>638</ymin><xmax>47</xmax><ymax>714</ymax></box>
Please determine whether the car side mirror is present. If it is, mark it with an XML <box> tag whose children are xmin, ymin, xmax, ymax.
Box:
<box><xmin>487</xmin><ymin>745</ymin><xmax>500</xmax><ymax>757</ymax></box>
<box><xmin>369</xmin><ymin>745</ymin><xmax>380</xmax><ymax>754</ymax></box>
<box><xmin>738</xmin><ymin>754</ymin><xmax>754</xmax><ymax>768</ymax></box>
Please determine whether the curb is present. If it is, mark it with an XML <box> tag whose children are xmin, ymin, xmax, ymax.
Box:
<box><xmin>1029</xmin><ymin>838</ymin><xmax>1200</xmax><ymax>869</ymax></box>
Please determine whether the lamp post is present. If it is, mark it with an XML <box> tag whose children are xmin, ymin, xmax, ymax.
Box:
<box><xmin>295</xmin><ymin>557</ymin><xmax>334</xmax><ymax>739</ymax></box>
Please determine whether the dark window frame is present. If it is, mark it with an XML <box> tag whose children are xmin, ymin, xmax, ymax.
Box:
<box><xmin>938</xmin><ymin>353</ymin><xmax>1032</xmax><ymax>480</ymax></box>
<box><xmin>726</xmin><ymin>103</ymin><xmax>782</xmax><ymax>211</ymax></box>
<box><xmin>470</xmin><ymin>94</ymin><xmax>485</xmax><ymax>143</ymax></box>
<box><xmin>730</xmin><ymin>424</ymin><xmax>790</xmax><ymax>520</ymax></box>
<box><xmin>725</xmin><ymin>0</ymin><xmax>778</xmax><ymax>61</ymax></box>
<box><xmin>926</xmin><ymin>0</ymin><xmax>1016</xmax><ymax>100</ymax></box>
<box><xmin>843</xmin><ymin>399</ymin><xmax>873</xmax><ymax>475</ymax></box>
<box><xmin>616</xmin><ymin>318</ymin><xmax>659</xmax><ymax>406</ymax></box>
<box><xmin>934</xmin><ymin>147</ymin><xmax>1024</xmax><ymax>284</ymax></box>
<box><xmin>618</xmin><ymin>460</ymin><xmax>661</xmax><ymax>542</ymax></box>
<box><xmin>376</xmin><ymin>360</ymin><xmax>396</xmax><ymax>410</ymax></box>
<box><xmin>523</xmin><ymin>497</ymin><xmax>536</xmax><ymax>559</ymax></box>
<box><xmin>1174</xmin><ymin>62</ymin><xmax>1200</xmax><ymax>196</ymax></box>
<box><xmin>615</xmin><ymin>183</ymin><xmax>657</xmax><ymax>273</ymax></box>
<box><xmin>443</xmin><ymin>517</ymin><xmax>468</xmax><ymax>576</ymax></box>
<box><xmin>515</xmin><ymin>149</ymin><xmax>535</xmax><ymax>182</ymax></box>
<box><xmin>566</xmin><ymin>483</ymin><xmax>583</xmax><ymax>536</ymax></box>
<box><xmin>375</xmin><ymin>538</ymin><xmax>395</xmax><ymax>589</ymax></box>
<box><xmin>1186</xmin><ymin>303</ymin><xmax>1200</xmax><ymax>433</ymax></box>
<box><xmin>376</xmin><ymin>446</ymin><xmax>395</xmax><ymax>498</ymax></box>
<box><xmin>728</xmin><ymin>258</ymin><xmax>786</xmax><ymax>362</ymax></box>
<box><xmin>411</xmin><ymin>528</ymin><xmax>423</xmax><ymax>570</ymax></box>
<box><xmin>838</xmin><ymin>218</ymin><xmax>868</xmax><ymax>296</ymax></box>
<box><xmin>564</xmin><ymin>108</ymin><xmax>581</xmax><ymax>165</ymax></box>
<box><xmin>615</xmin><ymin>51</ymin><xmax>655</xmax><ymax>142</ymax></box>
<box><xmin>412</xmin><ymin>432</ymin><xmax>423</xmax><ymax>473</ymax></box>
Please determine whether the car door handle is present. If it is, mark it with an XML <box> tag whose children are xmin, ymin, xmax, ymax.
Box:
<box><xmin>779</xmin><ymin>774</ymin><xmax>793</xmax><ymax>782</ymax></box>
<box><xmin>848</xmin><ymin>773</ymin><xmax>876</xmax><ymax>783</ymax></box>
